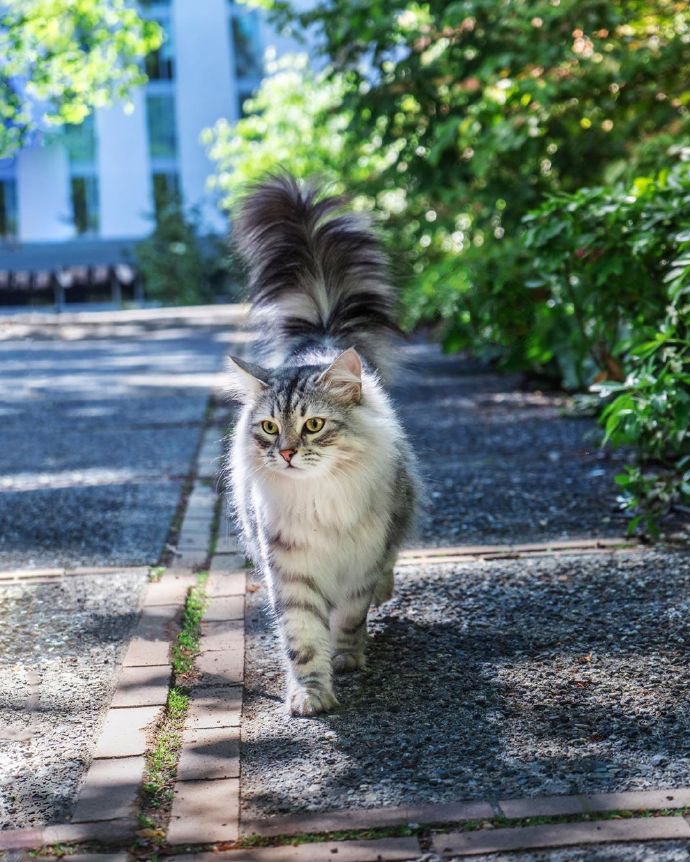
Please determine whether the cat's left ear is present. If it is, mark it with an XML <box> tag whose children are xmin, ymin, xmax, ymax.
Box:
<box><xmin>318</xmin><ymin>348</ymin><xmax>362</xmax><ymax>404</ymax></box>
<box><xmin>226</xmin><ymin>355</ymin><xmax>269</xmax><ymax>403</ymax></box>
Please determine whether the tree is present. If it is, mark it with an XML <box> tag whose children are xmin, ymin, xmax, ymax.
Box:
<box><xmin>0</xmin><ymin>0</ymin><xmax>161</xmax><ymax>157</ymax></box>
<box><xmin>212</xmin><ymin>0</ymin><xmax>690</xmax><ymax>376</ymax></box>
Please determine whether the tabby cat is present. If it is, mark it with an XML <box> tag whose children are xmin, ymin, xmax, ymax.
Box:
<box><xmin>226</xmin><ymin>175</ymin><xmax>418</xmax><ymax>716</ymax></box>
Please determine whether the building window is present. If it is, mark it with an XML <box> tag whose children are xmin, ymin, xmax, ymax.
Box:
<box><xmin>0</xmin><ymin>179</ymin><xmax>18</xmax><ymax>238</ymax></box>
<box><xmin>62</xmin><ymin>116</ymin><xmax>99</xmax><ymax>235</ymax></box>
<box><xmin>146</xmin><ymin>93</ymin><xmax>178</xmax><ymax>159</ymax></box>
<box><xmin>152</xmin><ymin>171</ymin><xmax>180</xmax><ymax>215</ymax></box>
<box><xmin>145</xmin><ymin>18</ymin><xmax>174</xmax><ymax>80</ymax></box>
<box><xmin>70</xmin><ymin>175</ymin><xmax>100</xmax><ymax>235</ymax></box>
<box><xmin>63</xmin><ymin>116</ymin><xmax>97</xmax><ymax>166</ymax></box>
<box><xmin>232</xmin><ymin>13</ymin><xmax>262</xmax><ymax>80</ymax></box>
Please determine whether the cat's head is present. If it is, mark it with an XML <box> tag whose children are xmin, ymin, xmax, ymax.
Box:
<box><xmin>227</xmin><ymin>348</ymin><xmax>365</xmax><ymax>478</ymax></box>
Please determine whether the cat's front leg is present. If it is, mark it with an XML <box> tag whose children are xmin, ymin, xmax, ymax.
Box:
<box><xmin>272</xmin><ymin>570</ymin><xmax>337</xmax><ymax>716</ymax></box>
<box><xmin>331</xmin><ymin>580</ymin><xmax>375</xmax><ymax>673</ymax></box>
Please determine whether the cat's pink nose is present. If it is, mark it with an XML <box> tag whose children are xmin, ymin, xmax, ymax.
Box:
<box><xmin>279</xmin><ymin>448</ymin><xmax>297</xmax><ymax>464</ymax></box>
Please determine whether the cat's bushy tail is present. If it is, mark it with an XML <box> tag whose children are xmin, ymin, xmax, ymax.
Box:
<box><xmin>233</xmin><ymin>173</ymin><xmax>399</xmax><ymax>376</ymax></box>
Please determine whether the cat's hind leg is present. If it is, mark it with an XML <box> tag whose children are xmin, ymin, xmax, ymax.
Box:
<box><xmin>331</xmin><ymin>581</ymin><xmax>375</xmax><ymax>673</ymax></box>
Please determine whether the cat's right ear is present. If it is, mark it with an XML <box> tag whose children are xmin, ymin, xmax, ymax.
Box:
<box><xmin>226</xmin><ymin>355</ymin><xmax>269</xmax><ymax>403</ymax></box>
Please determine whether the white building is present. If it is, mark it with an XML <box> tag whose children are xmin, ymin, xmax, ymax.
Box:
<box><xmin>0</xmin><ymin>0</ymin><xmax>291</xmax><ymax>305</ymax></box>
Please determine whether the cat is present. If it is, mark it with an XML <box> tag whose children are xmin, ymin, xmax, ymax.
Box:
<box><xmin>226</xmin><ymin>174</ymin><xmax>418</xmax><ymax>716</ymax></box>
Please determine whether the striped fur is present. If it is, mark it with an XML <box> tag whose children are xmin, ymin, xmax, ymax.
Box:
<box><xmin>227</xmin><ymin>175</ymin><xmax>419</xmax><ymax>716</ymax></box>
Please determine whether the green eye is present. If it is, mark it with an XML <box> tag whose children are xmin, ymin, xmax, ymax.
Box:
<box><xmin>304</xmin><ymin>417</ymin><xmax>325</xmax><ymax>433</ymax></box>
<box><xmin>261</xmin><ymin>420</ymin><xmax>279</xmax><ymax>435</ymax></box>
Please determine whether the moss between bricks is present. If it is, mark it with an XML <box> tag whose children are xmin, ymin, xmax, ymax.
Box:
<box><xmin>235</xmin><ymin>807</ymin><xmax>690</xmax><ymax>851</ymax></box>
<box><xmin>134</xmin><ymin>571</ymin><xmax>209</xmax><ymax>856</ymax></box>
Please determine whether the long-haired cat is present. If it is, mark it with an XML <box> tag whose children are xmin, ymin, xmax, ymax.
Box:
<box><xmin>226</xmin><ymin>175</ymin><xmax>418</xmax><ymax>716</ymax></box>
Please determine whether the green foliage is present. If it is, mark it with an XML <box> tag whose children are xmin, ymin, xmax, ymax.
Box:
<box><xmin>171</xmin><ymin>578</ymin><xmax>207</xmax><ymax>676</ymax></box>
<box><xmin>0</xmin><ymin>0</ymin><xmax>162</xmax><ymax>157</ymax></box>
<box><xmin>523</xmin><ymin>168</ymin><xmax>690</xmax><ymax>388</ymax></box>
<box><xmin>526</xmin><ymin>166</ymin><xmax>690</xmax><ymax>531</ymax></box>
<box><xmin>204</xmin><ymin>53</ymin><xmax>394</xmax><ymax>209</ymax></box>
<box><xmin>211</xmin><ymin>0</ymin><xmax>690</xmax><ymax>363</ymax></box>
<box><xmin>209</xmin><ymin>0</ymin><xmax>690</xmax><ymax>531</ymax></box>
<box><xmin>135</xmin><ymin>194</ymin><xmax>225</xmax><ymax>306</ymax></box>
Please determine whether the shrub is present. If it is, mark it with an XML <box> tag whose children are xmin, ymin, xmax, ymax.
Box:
<box><xmin>526</xmin><ymin>164</ymin><xmax>690</xmax><ymax>530</ymax></box>
<box><xmin>135</xmin><ymin>194</ymin><xmax>227</xmax><ymax>306</ymax></box>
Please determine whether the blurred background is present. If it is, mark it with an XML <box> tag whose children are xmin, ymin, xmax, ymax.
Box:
<box><xmin>1</xmin><ymin>0</ymin><xmax>690</xmax><ymax>531</ymax></box>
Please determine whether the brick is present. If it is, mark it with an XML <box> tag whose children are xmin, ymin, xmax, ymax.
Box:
<box><xmin>177</xmin><ymin>524</ymin><xmax>212</xmax><ymax>551</ymax></box>
<box><xmin>71</xmin><ymin>757</ymin><xmax>145</xmax><ymax>822</ymax></box>
<box><xmin>200</xmin><ymin>620</ymin><xmax>244</xmax><ymax>652</ymax></box>
<box><xmin>188</xmin><ymin>686</ymin><xmax>242</xmax><ymax>729</ymax></box>
<box><xmin>169</xmin><ymin>837</ymin><xmax>421</xmax><ymax>862</ymax></box>
<box><xmin>207</xmin><ymin>567</ymin><xmax>246</xmax><ymax>598</ymax></box>
<box><xmin>111</xmin><ymin>665</ymin><xmax>170</xmax><ymax>708</ymax></box>
<box><xmin>243</xmin><ymin>800</ymin><xmax>493</xmax><ymax>838</ymax></box>
<box><xmin>122</xmin><ymin>637</ymin><xmax>170</xmax><ymax>668</ymax></box>
<box><xmin>45</xmin><ymin>818</ymin><xmax>137</xmax><ymax>845</ymax></box>
<box><xmin>185</xmin><ymin>489</ymin><xmax>216</xmax><ymax>518</ymax></box>
<box><xmin>583</xmin><ymin>788</ymin><xmax>690</xmax><ymax>813</ymax></box>
<box><xmin>398</xmin><ymin>544</ymin><xmax>506</xmax><ymax>560</ymax></box>
<box><xmin>177</xmin><ymin>726</ymin><xmax>240</xmax><ymax>780</ymax></box>
<box><xmin>142</xmin><ymin>574</ymin><xmax>195</xmax><ymax>607</ymax></box>
<box><xmin>498</xmin><ymin>794</ymin><xmax>585</xmax><ymax>819</ymax></box>
<box><xmin>432</xmin><ymin>816</ymin><xmax>690</xmax><ymax>857</ymax></box>
<box><xmin>0</xmin><ymin>827</ymin><xmax>44</xmax><ymax>850</ymax></box>
<box><xmin>195</xmin><ymin>650</ymin><xmax>244</xmax><ymax>687</ymax></box>
<box><xmin>45</xmin><ymin>854</ymin><xmax>130</xmax><ymax>862</ymax></box>
<box><xmin>169</xmin><ymin>549</ymin><xmax>207</xmax><ymax>571</ymax></box>
<box><xmin>204</xmin><ymin>595</ymin><xmax>244</xmax><ymax>622</ymax></box>
<box><xmin>93</xmin><ymin>706</ymin><xmax>161</xmax><ymax>758</ymax></box>
<box><xmin>209</xmin><ymin>552</ymin><xmax>245</xmax><ymax>572</ymax></box>
<box><xmin>167</xmin><ymin>778</ymin><xmax>239</xmax><ymax>844</ymax></box>
<box><xmin>135</xmin><ymin>603</ymin><xmax>180</xmax><ymax>635</ymax></box>
<box><xmin>122</xmin><ymin>604</ymin><xmax>179</xmax><ymax>667</ymax></box>
<box><xmin>215</xmin><ymin>531</ymin><xmax>241</xmax><ymax>554</ymax></box>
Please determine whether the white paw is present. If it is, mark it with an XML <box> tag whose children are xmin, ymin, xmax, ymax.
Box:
<box><xmin>288</xmin><ymin>685</ymin><xmax>338</xmax><ymax>717</ymax></box>
<box><xmin>333</xmin><ymin>651</ymin><xmax>366</xmax><ymax>673</ymax></box>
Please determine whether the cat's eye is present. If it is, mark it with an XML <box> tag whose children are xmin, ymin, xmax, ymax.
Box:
<box><xmin>304</xmin><ymin>417</ymin><xmax>325</xmax><ymax>433</ymax></box>
<box><xmin>261</xmin><ymin>420</ymin><xmax>279</xmax><ymax>435</ymax></box>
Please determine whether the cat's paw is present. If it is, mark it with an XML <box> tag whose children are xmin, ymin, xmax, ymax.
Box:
<box><xmin>288</xmin><ymin>685</ymin><xmax>338</xmax><ymax>717</ymax></box>
<box><xmin>333</xmin><ymin>651</ymin><xmax>366</xmax><ymax>673</ymax></box>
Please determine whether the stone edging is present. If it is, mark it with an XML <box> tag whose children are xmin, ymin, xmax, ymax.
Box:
<box><xmin>242</xmin><ymin>787</ymin><xmax>690</xmax><ymax>838</ymax></box>
<box><xmin>0</xmin><ymin>418</ymin><xmax>227</xmax><ymax>852</ymax></box>
<box><xmin>165</xmin><ymin>494</ymin><xmax>245</xmax><ymax>845</ymax></box>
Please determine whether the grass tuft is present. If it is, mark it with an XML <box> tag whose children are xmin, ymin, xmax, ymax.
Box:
<box><xmin>171</xmin><ymin>574</ymin><xmax>208</xmax><ymax>677</ymax></box>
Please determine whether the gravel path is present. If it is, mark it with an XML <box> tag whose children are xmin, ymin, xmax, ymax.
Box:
<box><xmin>0</xmin><ymin>323</ymin><xmax>231</xmax><ymax>828</ymax></box>
<box><xmin>0</xmin><ymin>331</ymin><xmax>227</xmax><ymax>569</ymax></box>
<box><xmin>241</xmin><ymin>342</ymin><xmax>689</xmax><ymax>824</ymax></box>
<box><xmin>241</xmin><ymin>550</ymin><xmax>690</xmax><ymax>818</ymax></box>
<box><xmin>0</xmin><ymin>570</ymin><xmax>146</xmax><ymax>828</ymax></box>
<box><xmin>394</xmin><ymin>343</ymin><xmax>629</xmax><ymax>545</ymax></box>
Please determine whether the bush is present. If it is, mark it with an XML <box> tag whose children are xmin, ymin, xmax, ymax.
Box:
<box><xmin>135</xmin><ymin>194</ymin><xmax>227</xmax><ymax>306</ymax></box>
<box><xmin>525</xmin><ymin>164</ymin><xmax>690</xmax><ymax>531</ymax></box>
